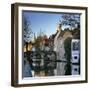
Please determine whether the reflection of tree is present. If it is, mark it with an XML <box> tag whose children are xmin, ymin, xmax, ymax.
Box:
<box><xmin>23</xmin><ymin>16</ymin><xmax>33</xmax><ymax>68</ymax></box>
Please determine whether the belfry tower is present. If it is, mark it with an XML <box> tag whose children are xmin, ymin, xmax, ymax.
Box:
<box><xmin>56</xmin><ymin>23</ymin><xmax>62</xmax><ymax>33</ymax></box>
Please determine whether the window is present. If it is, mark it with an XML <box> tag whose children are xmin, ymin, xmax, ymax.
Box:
<box><xmin>74</xmin><ymin>56</ymin><xmax>77</xmax><ymax>59</ymax></box>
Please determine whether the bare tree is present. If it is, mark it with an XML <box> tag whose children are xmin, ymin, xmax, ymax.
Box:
<box><xmin>24</xmin><ymin>16</ymin><xmax>33</xmax><ymax>43</ymax></box>
<box><xmin>60</xmin><ymin>14</ymin><xmax>80</xmax><ymax>30</ymax></box>
<box><xmin>23</xmin><ymin>16</ymin><xmax>33</xmax><ymax>52</ymax></box>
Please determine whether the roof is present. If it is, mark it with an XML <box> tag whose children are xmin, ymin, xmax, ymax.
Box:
<box><xmin>58</xmin><ymin>29</ymin><xmax>72</xmax><ymax>38</ymax></box>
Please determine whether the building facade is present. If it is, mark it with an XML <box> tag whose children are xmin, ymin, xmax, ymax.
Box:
<box><xmin>54</xmin><ymin>24</ymin><xmax>73</xmax><ymax>75</ymax></box>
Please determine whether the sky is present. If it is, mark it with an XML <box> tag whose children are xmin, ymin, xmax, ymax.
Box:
<box><xmin>23</xmin><ymin>11</ymin><xmax>63</xmax><ymax>38</ymax></box>
<box><xmin>22</xmin><ymin>11</ymin><xmax>80</xmax><ymax>39</ymax></box>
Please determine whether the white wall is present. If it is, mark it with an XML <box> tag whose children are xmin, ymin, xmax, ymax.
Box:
<box><xmin>0</xmin><ymin>0</ymin><xmax>89</xmax><ymax>90</ymax></box>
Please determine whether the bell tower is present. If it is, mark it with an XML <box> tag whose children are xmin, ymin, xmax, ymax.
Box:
<box><xmin>57</xmin><ymin>23</ymin><xmax>62</xmax><ymax>33</ymax></box>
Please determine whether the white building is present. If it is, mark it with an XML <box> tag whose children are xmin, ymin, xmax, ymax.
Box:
<box><xmin>71</xmin><ymin>65</ymin><xmax>80</xmax><ymax>75</ymax></box>
<box><xmin>54</xmin><ymin>24</ymin><xmax>73</xmax><ymax>76</ymax></box>
<box><xmin>71</xmin><ymin>39</ymin><xmax>80</xmax><ymax>75</ymax></box>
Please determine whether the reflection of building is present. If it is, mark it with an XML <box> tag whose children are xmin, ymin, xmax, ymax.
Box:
<box><xmin>54</xmin><ymin>24</ymin><xmax>73</xmax><ymax>75</ymax></box>
<box><xmin>24</xmin><ymin>33</ymin><xmax>56</xmax><ymax>77</ymax></box>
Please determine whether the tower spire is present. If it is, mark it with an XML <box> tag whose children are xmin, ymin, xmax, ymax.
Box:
<box><xmin>57</xmin><ymin>23</ymin><xmax>62</xmax><ymax>32</ymax></box>
<box><xmin>34</xmin><ymin>33</ymin><xmax>36</xmax><ymax>41</ymax></box>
